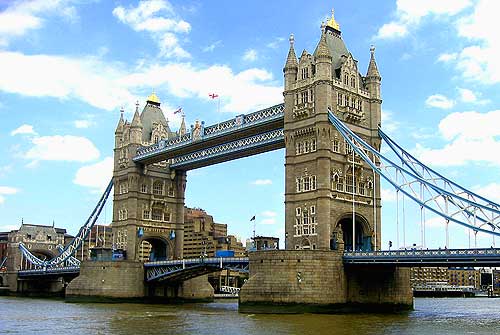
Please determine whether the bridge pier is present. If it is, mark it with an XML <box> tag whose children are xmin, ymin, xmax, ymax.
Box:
<box><xmin>239</xmin><ymin>250</ymin><xmax>412</xmax><ymax>313</ymax></box>
<box><xmin>66</xmin><ymin>260</ymin><xmax>145</xmax><ymax>302</ymax></box>
<box><xmin>147</xmin><ymin>275</ymin><xmax>214</xmax><ymax>302</ymax></box>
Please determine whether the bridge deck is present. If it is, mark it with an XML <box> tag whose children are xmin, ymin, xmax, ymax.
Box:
<box><xmin>343</xmin><ymin>248</ymin><xmax>500</xmax><ymax>267</ymax></box>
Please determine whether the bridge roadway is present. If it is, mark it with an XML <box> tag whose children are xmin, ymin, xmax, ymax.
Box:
<box><xmin>133</xmin><ymin>103</ymin><xmax>284</xmax><ymax>169</ymax></box>
<box><xmin>16</xmin><ymin>248</ymin><xmax>500</xmax><ymax>280</ymax></box>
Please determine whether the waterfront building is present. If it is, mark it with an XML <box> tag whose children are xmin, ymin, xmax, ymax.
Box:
<box><xmin>448</xmin><ymin>267</ymin><xmax>480</xmax><ymax>288</ymax></box>
<box><xmin>411</xmin><ymin>267</ymin><xmax>449</xmax><ymax>286</ymax></box>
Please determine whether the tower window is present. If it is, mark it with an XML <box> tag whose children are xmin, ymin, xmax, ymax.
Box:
<box><xmin>333</xmin><ymin>139</ymin><xmax>340</xmax><ymax>153</ymax></box>
<box><xmin>140</xmin><ymin>184</ymin><xmax>148</xmax><ymax>193</ymax></box>
<box><xmin>153</xmin><ymin>182</ymin><xmax>163</xmax><ymax>195</ymax></box>
<box><xmin>143</xmin><ymin>210</ymin><xmax>151</xmax><ymax>220</ymax></box>
<box><xmin>311</xmin><ymin>139</ymin><xmax>317</xmax><ymax>152</ymax></box>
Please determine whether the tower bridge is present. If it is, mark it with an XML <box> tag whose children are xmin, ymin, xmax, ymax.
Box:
<box><xmin>4</xmin><ymin>9</ymin><xmax>500</xmax><ymax>312</ymax></box>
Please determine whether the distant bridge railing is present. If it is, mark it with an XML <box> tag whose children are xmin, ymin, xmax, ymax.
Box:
<box><xmin>343</xmin><ymin>248</ymin><xmax>500</xmax><ymax>267</ymax></box>
<box><xmin>144</xmin><ymin>257</ymin><xmax>249</xmax><ymax>282</ymax></box>
<box><xmin>17</xmin><ymin>266</ymin><xmax>80</xmax><ymax>277</ymax></box>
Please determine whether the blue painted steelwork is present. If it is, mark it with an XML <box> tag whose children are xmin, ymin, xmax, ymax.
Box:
<box><xmin>18</xmin><ymin>179</ymin><xmax>113</xmax><ymax>268</ymax></box>
<box><xmin>327</xmin><ymin>109</ymin><xmax>500</xmax><ymax>237</ymax></box>
<box><xmin>17</xmin><ymin>266</ymin><xmax>80</xmax><ymax>277</ymax></box>
<box><xmin>144</xmin><ymin>257</ymin><xmax>249</xmax><ymax>282</ymax></box>
<box><xmin>170</xmin><ymin>128</ymin><xmax>284</xmax><ymax>169</ymax></box>
<box><xmin>343</xmin><ymin>248</ymin><xmax>500</xmax><ymax>267</ymax></box>
<box><xmin>134</xmin><ymin>103</ymin><xmax>285</xmax><ymax>162</ymax></box>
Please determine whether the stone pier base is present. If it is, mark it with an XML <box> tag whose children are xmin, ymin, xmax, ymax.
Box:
<box><xmin>66</xmin><ymin>260</ymin><xmax>145</xmax><ymax>302</ymax></box>
<box><xmin>239</xmin><ymin>250</ymin><xmax>412</xmax><ymax>313</ymax></box>
<box><xmin>147</xmin><ymin>275</ymin><xmax>214</xmax><ymax>302</ymax></box>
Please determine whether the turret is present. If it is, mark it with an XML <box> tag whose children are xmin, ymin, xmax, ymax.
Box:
<box><xmin>115</xmin><ymin>107</ymin><xmax>125</xmax><ymax>148</ymax></box>
<box><xmin>130</xmin><ymin>101</ymin><xmax>143</xmax><ymax>144</ymax></box>
<box><xmin>179</xmin><ymin>114</ymin><xmax>187</xmax><ymax>136</ymax></box>
<box><xmin>313</xmin><ymin>28</ymin><xmax>332</xmax><ymax>80</ymax></box>
<box><xmin>283</xmin><ymin>34</ymin><xmax>298</xmax><ymax>91</ymax></box>
<box><xmin>365</xmin><ymin>46</ymin><xmax>381</xmax><ymax>99</ymax></box>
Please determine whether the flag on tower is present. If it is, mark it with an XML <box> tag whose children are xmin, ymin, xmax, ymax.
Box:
<box><xmin>174</xmin><ymin>107</ymin><xmax>182</xmax><ymax>114</ymax></box>
<box><xmin>209</xmin><ymin>93</ymin><xmax>219</xmax><ymax>99</ymax></box>
<box><xmin>250</xmin><ymin>215</ymin><xmax>256</xmax><ymax>221</ymax></box>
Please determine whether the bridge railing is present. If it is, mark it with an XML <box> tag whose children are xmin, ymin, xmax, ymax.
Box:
<box><xmin>144</xmin><ymin>257</ymin><xmax>249</xmax><ymax>268</ymax></box>
<box><xmin>344</xmin><ymin>248</ymin><xmax>500</xmax><ymax>258</ymax></box>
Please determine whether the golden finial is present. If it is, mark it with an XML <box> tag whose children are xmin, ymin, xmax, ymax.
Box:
<box><xmin>147</xmin><ymin>90</ymin><xmax>160</xmax><ymax>104</ymax></box>
<box><xmin>326</xmin><ymin>8</ymin><xmax>340</xmax><ymax>31</ymax></box>
<box><xmin>289</xmin><ymin>33</ymin><xmax>294</xmax><ymax>45</ymax></box>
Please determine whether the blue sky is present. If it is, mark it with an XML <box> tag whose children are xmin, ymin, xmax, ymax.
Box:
<box><xmin>1</xmin><ymin>0</ymin><xmax>500</xmax><ymax>250</ymax></box>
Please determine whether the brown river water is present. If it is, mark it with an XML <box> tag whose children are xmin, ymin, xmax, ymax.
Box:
<box><xmin>1</xmin><ymin>297</ymin><xmax>499</xmax><ymax>335</ymax></box>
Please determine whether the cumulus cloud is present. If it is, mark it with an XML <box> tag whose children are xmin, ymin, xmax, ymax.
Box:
<box><xmin>251</xmin><ymin>179</ymin><xmax>273</xmax><ymax>186</ymax></box>
<box><xmin>381</xmin><ymin>188</ymin><xmax>397</xmax><ymax>202</ymax></box>
<box><xmin>261</xmin><ymin>210</ymin><xmax>277</xmax><ymax>217</ymax></box>
<box><xmin>25</xmin><ymin>135</ymin><xmax>100</xmax><ymax>163</ymax></box>
<box><xmin>415</xmin><ymin>109</ymin><xmax>500</xmax><ymax>166</ymax></box>
<box><xmin>74</xmin><ymin>157</ymin><xmax>113</xmax><ymax>191</ymax></box>
<box><xmin>11</xmin><ymin>124</ymin><xmax>37</xmax><ymax>136</ymax></box>
<box><xmin>0</xmin><ymin>186</ymin><xmax>19</xmax><ymax>205</ymax></box>
<box><xmin>112</xmin><ymin>0</ymin><xmax>191</xmax><ymax>58</ymax></box>
<box><xmin>0</xmin><ymin>0</ymin><xmax>79</xmax><ymax>46</ymax></box>
<box><xmin>425</xmin><ymin>94</ymin><xmax>455</xmax><ymax>109</ymax></box>
<box><xmin>375</xmin><ymin>0</ymin><xmax>472</xmax><ymax>39</ymax></box>
<box><xmin>0</xmin><ymin>51</ymin><xmax>281</xmax><ymax>114</ymax></box>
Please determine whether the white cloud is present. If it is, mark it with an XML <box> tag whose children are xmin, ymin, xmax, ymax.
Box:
<box><xmin>74</xmin><ymin>157</ymin><xmax>113</xmax><ymax>191</ymax></box>
<box><xmin>415</xmin><ymin>109</ymin><xmax>500</xmax><ymax>166</ymax></box>
<box><xmin>425</xmin><ymin>94</ymin><xmax>455</xmax><ymax>109</ymax></box>
<box><xmin>433</xmin><ymin>1</ymin><xmax>500</xmax><ymax>84</ymax></box>
<box><xmin>437</xmin><ymin>53</ymin><xmax>458</xmax><ymax>63</ymax></box>
<box><xmin>251</xmin><ymin>179</ymin><xmax>272</xmax><ymax>186</ymax></box>
<box><xmin>261</xmin><ymin>210</ymin><xmax>277</xmax><ymax>217</ymax></box>
<box><xmin>260</xmin><ymin>218</ymin><xmax>276</xmax><ymax>225</ymax></box>
<box><xmin>375</xmin><ymin>0</ymin><xmax>472</xmax><ymax>40</ymax></box>
<box><xmin>0</xmin><ymin>186</ymin><xmax>19</xmax><ymax>205</ymax></box>
<box><xmin>381</xmin><ymin>109</ymin><xmax>400</xmax><ymax>133</ymax></box>
<box><xmin>0</xmin><ymin>51</ymin><xmax>137</xmax><ymax>111</ymax></box>
<box><xmin>0</xmin><ymin>50</ymin><xmax>281</xmax><ymax>114</ymax></box>
<box><xmin>243</xmin><ymin>49</ymin><xmax>258</xmax><ymax>62</ymax></box>
<box><xmin>0</xmin><ymin>224</ymin><xmax>19</xmax><ymax>231</ymax></box>
<box><xmin>74</xmin><ymin>120</ymin><xmax>94</xmax><ymax>129</ymax></box>
<box><xmin>112</xmin><ymin>0</ymin><xmax>191</xmax><ymax>59</ymax></box>
<box><xmin>11</xmin><ymin>124</ymin><xmax>37</xmax><ymax>136</ymax></box>
<box><xmin>472</xmin><ymin>183</ymin><xmax>500</xmax><ymax>204</ymax></box>
<box><xmin>376</xmin><ymin>22</ymin><xmax>408</xmax><ymax>39</ymax></box>
<box><xmin>0</xmin><ymin>0</ymin><xmax>79</xmax><ymax>46</ymax></box>
<box><xmin>457</xmin><ymin>88</ymin><xmax>477</xmax><ymax>103</ymax></box>
<box><xmin>24</xmin><ymin>135</ymin><xmax>100</xmax><ymax>163</ymax></box>
<box><xmin>381</xmin><ymin>188</ymin><xmax>397</xmax><ymax>202</ymax></box>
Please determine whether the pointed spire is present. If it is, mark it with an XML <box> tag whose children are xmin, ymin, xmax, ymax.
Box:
<box><xmin>115</xmin><ymin>107</ymin><xmax>125</xmax><ymax>134</ymax></box>
<box><xmin>179</xmin><ymin>114</ymin><xmax>187</xmax><ymax>136</ymax></box>
<box><xmin>366</xmin><ymin>45</ymin><xmax>381</xmax><ymax>79</ymax></box>
<box><xmin>131</xmin><ymin>100</ymin><xmax>142</xmax><ymax>128</ymax></box>
<box><xmin>284</xmin><ymin>33</ymin><xmax>298</xmax><ymax>70</ymax></box>
<box><xmin>314</xmin><ymin>30</ymin><xmax>332</xmax><ymax>60</ymax></box>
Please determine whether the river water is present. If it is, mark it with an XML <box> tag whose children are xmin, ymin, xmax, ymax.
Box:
<box><xmin>1</xmin><ymin>297</ymin><xmax>499</xmax><ymax>335</ymax></box>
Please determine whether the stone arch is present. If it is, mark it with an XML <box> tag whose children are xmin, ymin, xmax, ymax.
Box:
<box><xmin>30</xmin><ymin>248</ymin><xmax>57</xmax><ymax>260</ymax></box>
<box><xmin>332</xmin><ymin>213</ymin><xmax>372</xmax><ymax>251</ymax></box>
<box><xmin>137</xmin><ymin>235</ymin><xmax>173</xmax><ymax>262</ymax></box>
<box><xmin>300</xmin><ymin>237</ymin><xmax>311</xmax><ymax>250</ymax></box>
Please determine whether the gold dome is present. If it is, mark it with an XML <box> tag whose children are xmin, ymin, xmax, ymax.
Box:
<box><xmin>147</xmin><ymin>91</ymin><xmax>160</xmax><ymax>104</ymax></box>
<box><xmin>326</xmin><ymin>8</ymin><xmax>340</xmax><ymax>31</ymax></box>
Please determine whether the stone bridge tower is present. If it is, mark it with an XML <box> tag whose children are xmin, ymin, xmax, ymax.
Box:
<box><xmin>112</xmin><ymin>93</ymin><xmax>188</xmax><ymax>261</ymax></box>
<box><xmin>283</xmin><ymin>12</ymin><xmax>382</xmax><ymax>252</ymax></box>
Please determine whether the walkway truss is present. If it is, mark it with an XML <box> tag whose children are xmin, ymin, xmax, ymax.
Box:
<box><xmin>144</xmin><ymin>257</ymin><xmax>249</xmax><ymax>282</ymax></box>
<box><xmin>327</xmin><ymin>108</ymin><xmax>500</xmax><ymax>243</ymax></box>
